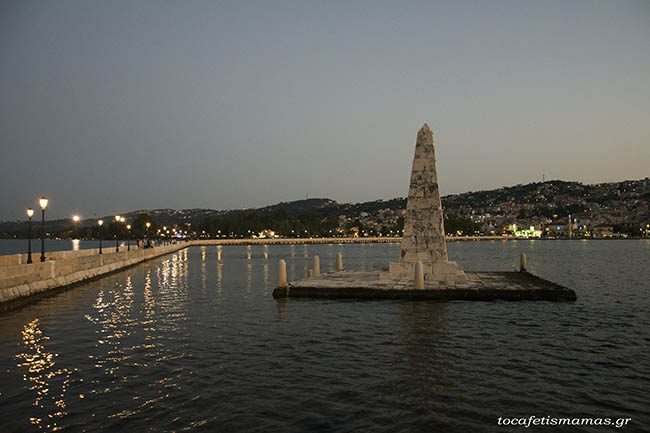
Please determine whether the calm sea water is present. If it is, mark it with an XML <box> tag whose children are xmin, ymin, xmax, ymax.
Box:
<box><xmin>0</xmin><ymin>240</ymin><xmax>648</xmax><ymax>432</ymax></box>
<box><xmin>0</xmin><ymin>239</ymin><xmax>131</xmax><ymax>255</ymax></box>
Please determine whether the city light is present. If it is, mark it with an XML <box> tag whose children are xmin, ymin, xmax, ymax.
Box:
<box><xmin>38</xmin><ymin>196</ymin><xmax>48</xmax><ymax>262</ymax></box>
<box><xmin>126</xmin><ymin>224</ymin><xmax>132</xmax><ymax>250</ymax></box>
<box><xmin>73</xmin><ymin>215</ymin><xmax>80</xmax><ymax>235</ymax></box>
<box><xmin>98</xmin><ymin>219</ymin><xmax>103</xmax><ymax>254</ymax></box>
<box><xmin>114</xmin><ymin>216</ymin><xmax>121</xmax><ymax>252</ymax></box>
<box><xmin>26</xmin><ymin>208</ymin><xmax>34</xmax><ymax>263</ymax></box>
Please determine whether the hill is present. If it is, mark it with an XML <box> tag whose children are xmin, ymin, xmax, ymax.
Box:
<box><xmin>1</xmin><ymin>178</ymin><xmax>648</xmax><ymax>238</ymax></box>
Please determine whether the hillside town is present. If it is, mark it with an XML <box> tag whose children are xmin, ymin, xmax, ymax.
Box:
<box><xmin>2</xmin><ymin>179</ymin><xmax>649</xmax><ymax>239</ymax></box>
<box><xmin>336</xmin><ymin>178</ymin><xmax>650</xmax><ymax>239</ymax></box>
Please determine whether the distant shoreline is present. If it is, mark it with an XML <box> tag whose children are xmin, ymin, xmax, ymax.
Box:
<box><xmin>1</xmin><ymin>235</ymin><xmax>646</xmax><ymax>252</ymax></box>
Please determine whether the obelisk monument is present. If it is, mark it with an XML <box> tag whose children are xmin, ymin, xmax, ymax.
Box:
<box><xmin>400</xmin><ymin>123</ymin><xmax>448</xmax><ymax>263</ymax></box>
<box><xmin>383</xmin><ymin>124</ymin><xmax>467</xmax><ymax>282</ymax></box>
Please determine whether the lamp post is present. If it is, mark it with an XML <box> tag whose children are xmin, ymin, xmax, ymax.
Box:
<box><xmin>98</xmin><ymin>219</ymin><xmax>103</xmax><ymax>254</ymax></box>
<box><xmin>39</xmin><ymin>197</ymin><xmax>48</xmax><ymax>262</ymax></box>
<box><xmin>26</xmin><ymin>208</ymin><xmax>34</xmax><ymax>264</ymax></box>
<box><xmin>73</xmin><ymin>215</ymin><xmax>80</xmax><ymax>238</ymax></box>
<box><xmin>126</xmin><ymin>224</ymin><xmax>131</xmax><ymax>251</ymax></box>
<box><xmin>115</xmin><ymin>215</ymin><xmax>121</xmax><ymax>252</ymax></box>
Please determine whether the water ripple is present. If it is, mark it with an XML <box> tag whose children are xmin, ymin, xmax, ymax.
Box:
<box><xmin>0</xmin><ymin>242</ymin><xmax>649</xmax><ymax>432</ymax></box>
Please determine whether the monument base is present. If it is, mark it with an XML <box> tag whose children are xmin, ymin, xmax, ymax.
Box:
<box><xmin>379</xmin><ymin>260</ymin><xmax>469</xmax><ymax>282</ymax></box>
<box><xmin>272</xmin><ymin>271</ymin><xmax>577</xmax><ymax>302</ymax></box>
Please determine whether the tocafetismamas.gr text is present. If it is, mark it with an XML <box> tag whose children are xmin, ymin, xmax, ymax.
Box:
<box><xmin>497</xmin><ymin>416</ymin><xmax>632</xmax><ymax>428</ymax></box>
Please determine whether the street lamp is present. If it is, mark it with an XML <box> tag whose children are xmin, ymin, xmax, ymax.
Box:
<box><xmin>98</xmin><ymin>219</ymin><xmax>103</xmax><ymax>254</ymax></box>
<box><xmin>73</xmin><ymin>215</ymin><xmax>80</xmax><ymax>237</ymax></box>
<box><xmin>39</xmin><ymin>197</ymin><xmax>48</xmax><ymax>262</ymax></box>
<box><xmin>26</xmin><ymin>208</ymin><xmax>34</xmax><ymax>264</ymax></box>
<box><xmin>115</xmin><ymin>215</ymin><xmax>121</xmax><ymax>252</ymax></box>
<box><xmin>126</xmin><ymin>224</ymin><xmax>131</xmax><ymax>251</ymax></box>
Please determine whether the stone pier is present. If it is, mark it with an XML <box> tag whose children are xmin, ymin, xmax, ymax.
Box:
<box><xmin>273</xmin><ymin>271</ymin><xmax>577</xmax><ymax>301</ymax></box>
<box><xmin>0</xmin><ymin>243</ymin><xmax>187</xmax><ymax>310</ymax></box>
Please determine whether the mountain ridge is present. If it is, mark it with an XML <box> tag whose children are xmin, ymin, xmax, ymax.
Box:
<box><xmin>1</xmin><ymin>178</ymin><xmax>648</xmax><ymax>237</ymax></box>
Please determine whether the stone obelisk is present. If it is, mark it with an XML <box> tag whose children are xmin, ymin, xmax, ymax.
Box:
<box><xmin>383</xmin><ymin>124</ymin><xmax>467</xmax><ymax>282</ymax></box>
<box><xmin>400</xmin><ymin>123</ymin><xmax>447</xmax><ymax>263</ymax></box>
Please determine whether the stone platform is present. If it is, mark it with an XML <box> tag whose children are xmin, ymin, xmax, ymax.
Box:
<box><xmin>272</xmin><ymin>271</ymin><xmax>577</xmax><ymax>301</ymax></box>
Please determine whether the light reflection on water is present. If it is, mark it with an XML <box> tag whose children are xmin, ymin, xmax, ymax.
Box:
<box><xmin>201</xmin><ymin>247</ymin><xmax>207</xmax><ymax>292</ymax></box>
<box><xmin>217</xmin><ymin>261</ymin><xmax>223</xmax><ymax>295</ymax></box>
<box><xmin>263</xmin><ymin>262</ymin><xmax>269</xmax><ymax>296</ymax></box>
<box><xmin>15</xmin><ymin>318</ymin><xmax>73</xmax><ymax>431</ymax></box>
<box><xmin>247</xmin><ymin>262</ymin><xmax>253</xmax><ymax>294</ymax></box>
<box><xmin>80</xmin><ymin>251</ymin><xmax>193</xmax><ymax>423</ymax></box>
<box><xmin>289</xmin><ymin>262</ymin><xmax>296</xmax><ymax>282</ymax></box>
<box><xmin>0</xmin><ymin>240</ymin><xmax>649</xmax><ymax>432</ymax></box>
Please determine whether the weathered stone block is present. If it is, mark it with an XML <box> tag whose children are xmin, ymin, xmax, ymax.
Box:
<box><xmin>433</xmin><ymin>261</ymin><xmax>460</xmax><ymax>275</ymax></box>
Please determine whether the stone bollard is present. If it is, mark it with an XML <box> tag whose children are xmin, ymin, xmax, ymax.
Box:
<box><xmin>336</xmin><ymin>253</ymin><xmax>343</xmax><ymax>272</ymax></box>
<box><xmin>307</xmin><ymin>269</ymin><xmax>313</xmax><ymax>277</ymax></box>
<box><xmin>277</xmin><ymin>259</ymin><xmax>287</xmax><ymax>287</ymax></box>
<box><xmin>313</xmin><ymin>255</ymin><xmax>320</xmax><ymax>276</ymax></box>
<box><xmin>415</xmin><ymin>260</ymin><xmax>424</xmax><ymax>290</ymax></box>
<box><xmin>520</xmin><ymin>253</ymin><xmax>527</xmax><ymax>272</ymax></box>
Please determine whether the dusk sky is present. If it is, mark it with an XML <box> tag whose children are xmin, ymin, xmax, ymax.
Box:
<box><xmin>1</xmin><ymin>0</ymin><xmax>649</xmax><ymax>220</ymax></box>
